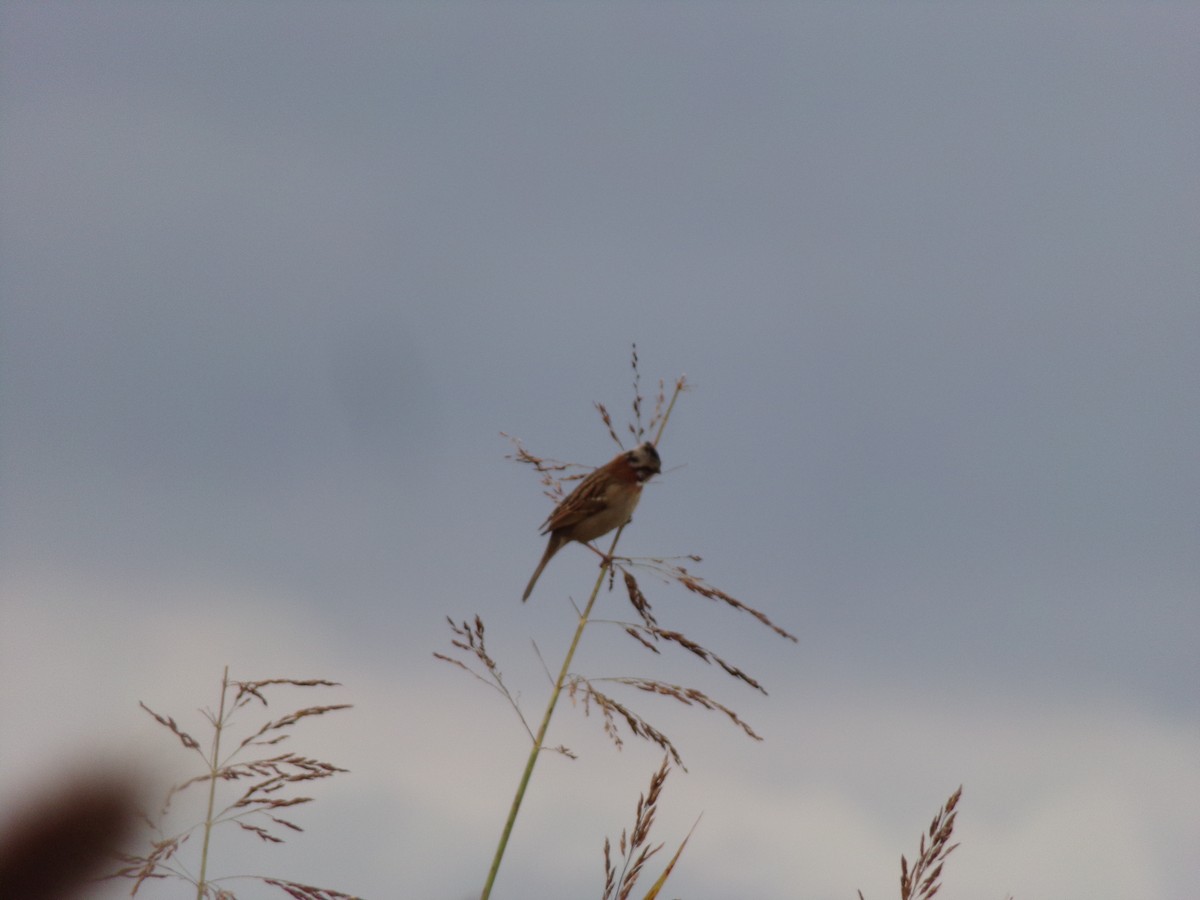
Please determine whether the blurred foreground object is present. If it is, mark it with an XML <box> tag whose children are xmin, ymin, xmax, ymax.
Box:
<box><xmin>0</xmin><ymin>770</ymin><xmax>138</xmax><ymax>899</ymax></box>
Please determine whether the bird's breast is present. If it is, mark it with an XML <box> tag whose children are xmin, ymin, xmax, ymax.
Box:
<box><xmin>568</xmin><ymin>482</ymin><xmax>642</xmax><ymax>543</ymax></box>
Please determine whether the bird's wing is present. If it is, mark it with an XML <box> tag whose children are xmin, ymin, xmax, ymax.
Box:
<box><xmin>541</xmin><ymin>468</ymin><xmax>608</xmax><ymax>533</ymax></box>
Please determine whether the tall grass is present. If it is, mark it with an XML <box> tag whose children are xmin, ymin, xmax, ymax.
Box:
<box><xmin>859</xmin><ymin>786</ymin><xmax>964</xmax><ymax>900</ymax></box>
<box><xmin>109</xmin><ymin>667</ymin><xmax>355</xmax><ymax>900</ymax></box>
<box><xmin>438</xmin><ymin>348</ymin><xmax>798</xmax><ymax>898</ymax></box>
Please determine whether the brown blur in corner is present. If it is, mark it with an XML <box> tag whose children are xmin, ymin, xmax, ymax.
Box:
<box><xmin>0</xmin><ymin>771</ymin><xmax>139</xmax><ymax>900</ymax></box>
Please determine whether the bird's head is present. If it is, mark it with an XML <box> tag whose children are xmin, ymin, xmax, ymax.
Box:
<box><xmin>625</xmin><ymin>442</ymin><xmax>662</xmax><ymax>481</ymax></box>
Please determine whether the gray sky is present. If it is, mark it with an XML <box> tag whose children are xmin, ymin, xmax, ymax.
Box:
<box><xmin>2</xmin><ymin>4</ymin><xmax>1197</xmax><ymax>899</ymax></box>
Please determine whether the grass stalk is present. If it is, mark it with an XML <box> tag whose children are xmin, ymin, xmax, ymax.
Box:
<box><xmin>651</xmin><ymin>377</ymin><xmax>683</xmax><ymax>447</ymax></box>
<box><xmin>480</xmin><ymin>527</ymin><xmax>626</xmax><ymax>900</ymax></box>
<box><xmin>195</xmin><ymin>664</ymin><xmax>228</xmax><ymax>900</ymax></box>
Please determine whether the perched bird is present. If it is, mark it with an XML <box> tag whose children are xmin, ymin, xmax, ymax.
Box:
<box><xmin>522</xmin><ymin>442</ymin><xmax>662</xmax><ymax>601</ymax></box>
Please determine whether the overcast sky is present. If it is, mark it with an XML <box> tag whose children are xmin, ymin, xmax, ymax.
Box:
<box><xmin>2</xmin><ymin>4</ymin><xmax>1197</xmax><ymax>899</ymax></box>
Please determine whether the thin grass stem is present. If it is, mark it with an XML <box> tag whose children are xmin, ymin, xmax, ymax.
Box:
<box><xmin>480</xmin><ymin>527</ymin><xmax>626</xmax><ymax>900</ymax></box>
<box><xmin>651</xmin><ymin>377</ymin><xmax>685</xmax><ymax>448</ymax></box>
<box><xmin>196</xmin><ymin>665</ymin><xmax>228</xmax><ymax>900</ymax></box>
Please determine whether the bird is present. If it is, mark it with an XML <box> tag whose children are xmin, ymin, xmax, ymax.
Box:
<box><xmin>522</xmin><ymin>442</ymin><xmax>662</xmax><ymax>601</ymax></box>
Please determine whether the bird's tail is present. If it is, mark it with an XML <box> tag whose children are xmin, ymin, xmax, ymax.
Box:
<box><xmin>522</xmin><ymin>535</ymin><xmax>562</xmax><ymax>602</ymax></box>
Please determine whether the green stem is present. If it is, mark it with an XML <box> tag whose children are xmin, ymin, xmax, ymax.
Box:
<box><xmin>652</xmin><ymin>376</ymin><xmax>685</xmax><ymax>447</ymax></box>
<box><xmin>480</xmin><ymin>527</ymin><xmax>625</xmax><ymax>900</ymax></box>
<box><xmin>196</xmin><ymin>665</ymin><xmax>228</xmax><ymax>900</ymax></box>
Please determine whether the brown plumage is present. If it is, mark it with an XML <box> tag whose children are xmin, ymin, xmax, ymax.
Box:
<box><xmin>522</xmin><ymin>442</ymin><xmax>661</xmax><ymax>601</ymax></box>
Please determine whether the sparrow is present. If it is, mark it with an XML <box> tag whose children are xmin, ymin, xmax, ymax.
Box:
<box><xmin>522</xmin><ymin>442</ymin><xmax>662</xmax><ymax>601</ymax></box>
